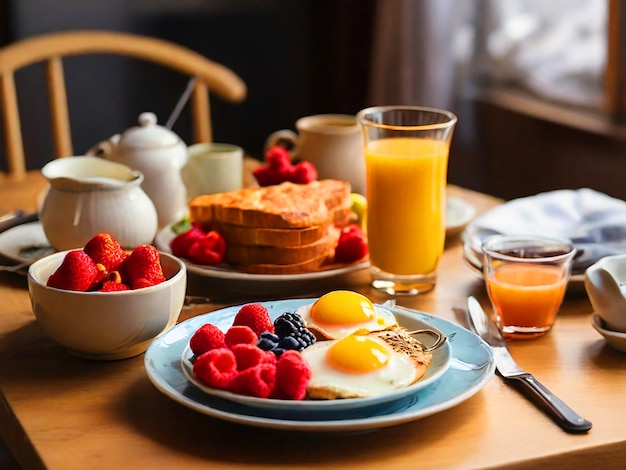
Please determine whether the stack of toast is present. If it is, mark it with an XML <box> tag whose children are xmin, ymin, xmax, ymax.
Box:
<box><xmin>188</xmin><ymin>180</ymin><xmax>353</xmax><ymax>274</ymax></box>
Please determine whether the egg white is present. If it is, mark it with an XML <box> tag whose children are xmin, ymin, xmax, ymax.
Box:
<box><xmin>300</xmin><ymin>336</ymin><xmax>418</xmax><ymax>398</ymax></box>
<box><xmin>295</xmin><ymin>302</ymin><xmax>397</xmax><ymax>340</ymax></box>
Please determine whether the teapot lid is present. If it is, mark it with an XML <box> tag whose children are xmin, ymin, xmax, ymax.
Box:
<box><xmin>118</xmin><ymin>112</ymin><xmax>180</xmax><ymax>148</ymax></box>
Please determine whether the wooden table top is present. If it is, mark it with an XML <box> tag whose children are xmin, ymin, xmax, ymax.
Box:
<box><xmin>0</xmin><ymin>171</ymin><xmax>624</xmax><ymax>469</ymax></box>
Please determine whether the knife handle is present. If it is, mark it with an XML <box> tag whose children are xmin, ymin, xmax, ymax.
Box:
<box><xmin>512</xmin><ymin>374</ymin><xmax>592</xmax><ymax>433</ymax></box>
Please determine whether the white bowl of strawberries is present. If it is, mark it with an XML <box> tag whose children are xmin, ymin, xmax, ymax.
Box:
<box><xmin>27</xmin><ymin>233</ymin><xmax>187</xmax><ymax>361</ymax></box>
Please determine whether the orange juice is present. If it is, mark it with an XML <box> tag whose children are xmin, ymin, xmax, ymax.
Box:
<box><xmin>486</xmin><ymin>263</ymin><xmax>567</xmax><ymax>332</ymax></box>
<box><xmin>365</xmin><ymin>137</ymin><xmax>449</xmax><ymax>275</ymax></box>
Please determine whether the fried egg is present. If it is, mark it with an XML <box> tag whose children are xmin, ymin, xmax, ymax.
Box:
<box><xmin>301</xmin><ymin>334</ymin><xmax>419</xmax><ymax>399</ymax></box>
<box><xmin>295</xmin><ymin>290</ymin><xmax>397</xmax><ymax>339</ymax></box>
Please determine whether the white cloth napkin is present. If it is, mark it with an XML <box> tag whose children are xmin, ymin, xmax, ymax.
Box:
<box><xmin>464</xmin><ymin>188</ymin><xmax>626</xmax><ymax>273</ymax></box>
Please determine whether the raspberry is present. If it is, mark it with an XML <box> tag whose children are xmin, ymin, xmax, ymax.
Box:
<box><xmin>122</xmin><ymin>244</ymin><xmax>166</xmax><ymax>289</ymax></box>
<box><xmin>290</xmin><ymin>161</ymin><xmax>317</xmax><ymax>184</ymax></box>
<box><xmin>190</xmin><ymin>323</ymin><xmax>226</xmax><ymax>355</ymax></box>
<box><xmin>224</xmin><ymin>325</ymin><xmax>258</xmax><ymax>348</ymax></box>
<box><xmin>230</xmin><ymin>343</ymin><xmax>276</xmax><ymax>371</ymax></box>
<box><xmin>232</xmin><ymin>304</ymin><xmax>274</xmax><ymax>336</ymax></box>
<box><xmin>271</xmin><ymin>350</ymin><xmax>312</xmax><ymax>400</ymax></box>
<box><xmin>170</xmin><ymin>223</ymin><xmax>205</xmax><ymax>259</ymax></box>
<box><xmin>47</xmin><ymin>250</ymin><xmax>101</xmax><ymax>291</ymax></box>
<box><xmin>187</xmin><ymin>231</ymin><xmax>226</xmax><ymax>265</ymax></box>
<box><xmin>83</xmin><ymin>233</ymin><xmax>128</xmax><ymax>272</ymax></box>
<box><xmin>229</xmin><ymin>363</ymin><xmax>277</xmax><ymax>398</ymax></box>
<box><xmin>99</xmin><ymin>280</ymin><xmax>130</xmax><ymax>292</ymax></box>
<box><xmin>334</xmin><ymin>224</ymin><xmax>368</xmax><ymax>263</ymax></box>
<box><xmin>193</xmin><ymin>348</ymin><xmax>238</xmax><ymax>390</ymax></box>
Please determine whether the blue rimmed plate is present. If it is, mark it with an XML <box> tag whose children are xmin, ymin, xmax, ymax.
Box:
<box><xmin>177</xmin><ymin>301</ymin><xmax>451</xmax><ymax>414</ymax></box>
<box><xmin>144</xmin><ymin>299</ymin><xmax>495</xmax><ymax>432</ymax></box>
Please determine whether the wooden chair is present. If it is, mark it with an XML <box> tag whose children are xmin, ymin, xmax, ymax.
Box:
<box><xmin>0</xmin><ymin>30</ymin><xmax>247</xmax><ymax>180</ymax></box>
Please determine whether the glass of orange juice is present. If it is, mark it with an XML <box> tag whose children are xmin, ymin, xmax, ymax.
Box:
<box><xmin>482</xmin><ymin>235</ymin><xmax>577</xmax><ymax>339</ymax></box>
<box><xmin>356</xmin><ymin>106</ymin><xmax>457</xmax><ymax>295</ymax></box>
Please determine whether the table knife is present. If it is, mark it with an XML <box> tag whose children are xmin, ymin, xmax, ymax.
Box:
<box><xmin>467</xmin><ymin>296</ymin><xmax>592</xmax><ymax>433</ymax></box>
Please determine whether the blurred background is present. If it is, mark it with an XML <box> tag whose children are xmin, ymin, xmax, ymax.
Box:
<box><xmin>1</xmin><ymin>0</ymin><xmax>623</xmax><ymax>200</ymax></box>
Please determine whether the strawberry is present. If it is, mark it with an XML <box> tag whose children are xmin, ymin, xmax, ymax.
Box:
<box><xmin>122</xmin><ymin>244</ymin><xmax>166</xmax><ymax>289</ymax></box>
<box><xmin>187</xmin><ymin>231</ymin><xmax>226</xmax><ymax>265</ymax></box>
<box><xmin>232</xmin><ymin>304</ymin><xmax>274</xmax><ymax>336</ymax></box>
<box><xmin>170</xmin><ymin>223</ymin><xmax>205</xmax><ymax>259</ymax></box>
<box><xmin>253</xmin><ymin>145</ymin><xmax>318</xmax><ymax>187</ymax></box>
<box><xmin>290</xmin><ymin>161</ymin><xmax>317</xmax><ymax>184</ymax></box>
<box><xmin>271</xmin><ymin>350</ymin><xmax>312</xmax><ymax>400</ymax></box>
<box><xmin>264</xmin><ymin>145</ymin><xmax>291</xmax><ymax>169</ymax></box>
<box><xmin>334</xmin><ymin>224</ymin><xmax>368</xmax><ymax>263</ymax></box>
<box><xmin>190</xmin><ymin>323</ymin><xmax>226</xmax><ymax>355</ymax></box>
<box><xmin>99</xmin><ymin>280</ymin><xmax>130</xmax><ymax>292</ymax></box>
<box><xmin>47</xmin><ymin>250</ymin><xmax>101</xmax><ymax>291</ymax></box>
<box><xmin>83</xmin><ymin>233</ymin><xmax>128</xmax><ymax>272</ymax></box>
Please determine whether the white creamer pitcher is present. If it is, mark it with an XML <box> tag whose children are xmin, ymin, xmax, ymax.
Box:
<box><xmin>39</xmin><ymin>156</ymin><xmax>158</xmax><ymax>251</ymax></box>
<box><xmin>101</xmin><ymin>112</ymin><xmax>189</xmax><ymax>228</ymax></box>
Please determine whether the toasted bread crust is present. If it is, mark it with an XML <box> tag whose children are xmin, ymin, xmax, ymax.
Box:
<box><xmin>189</xmin><ymin>180</ymin><xmax>351</xmax><ymax>229</ymax></box>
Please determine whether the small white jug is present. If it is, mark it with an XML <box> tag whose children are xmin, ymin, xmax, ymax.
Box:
<box><xmin>39</xmin><ymin>156</ymin><xmax>158</xmax><ymax>250</ymax></box>
<box><xmin>585</xmin><ymin>254</ymin><xmax>626</xmax><ymax>332</ymax></box>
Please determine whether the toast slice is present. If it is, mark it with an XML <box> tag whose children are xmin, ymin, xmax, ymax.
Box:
<box><xmin>211</xmin><ymin>210</ymin><xmax>351</xmax><ymax>248</ymax></box>
<box><xmin>189</xmin><ymin>180</ymin><xmax>352</xmax><ymax>230</ymax></box>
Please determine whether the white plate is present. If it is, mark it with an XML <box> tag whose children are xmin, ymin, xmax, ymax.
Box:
<box><xmin>590</xmin><ymin>313</ymin><xmax>626</xmax><ymax>353</ymax></box>
<box><xmin>0</xmin><ymin>222</ymin><xmax>53</xmax><ymax>263</ymax></box>
<box><xmin>446</xmin><ymin>197</ymin><xmax>476</xmax><ymax>238</ymax></box>
<box><xmin>154</xmin><ymin>224</ymin><xmax>369</xmax><ymax>294</ymax></box>
<box><xmin>179</xmin><ymin>303</ymin><xmax>451</xmax><ymax>413</ymax></box>
<box><xmin>144</xmin><ymin>299</ymin><xmax>495</xmax><ymax>432</ymax></box>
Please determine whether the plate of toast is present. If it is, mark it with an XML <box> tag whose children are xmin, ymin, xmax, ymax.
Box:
<box><xmin>155</xmin><ymin>180</ymin><xmax>370</xmax><ymax>293</ymax></box>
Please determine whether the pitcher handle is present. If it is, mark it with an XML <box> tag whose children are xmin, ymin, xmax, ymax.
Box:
<box><xmin>264</xmin><ymin>129</ymin><xmax>298</xmax><ymax>157</ymax></box>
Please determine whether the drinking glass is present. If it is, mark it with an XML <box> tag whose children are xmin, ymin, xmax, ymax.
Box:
<box><xmin>482</xmin><ymin>235</ymin><xmax>576</xmax><ymax>339</ymax></box>
<box><xmin>356</xmin><ymin>105</ymin><xmax>457</xmax><ymax>295</ymax></box>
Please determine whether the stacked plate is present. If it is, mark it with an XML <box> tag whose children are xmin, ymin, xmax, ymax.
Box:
<box><xmin>144</xmin><ymin>298</ymin><xmax>495</xmax><ymax>433</ymax></box>
<box><xmin>462</xmin><ymin>188</ymin><xmax>626</xmax><ymax>287</ymax></box>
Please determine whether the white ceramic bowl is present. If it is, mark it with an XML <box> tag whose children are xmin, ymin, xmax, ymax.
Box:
<box><xmin>584</xmin><ymin>254</ymin><xmax>626</xmax><ymax>333</ymax></box>
<box><xmin>27</xmin><ymin>250</ymin><xmax>187</xmax><ymax>360</ymax></box>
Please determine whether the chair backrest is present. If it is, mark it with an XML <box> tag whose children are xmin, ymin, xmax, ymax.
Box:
<box><xmin>0</xmin><ymin>30</ymin><xmax>247</xmax><ymax>180</ymax></box>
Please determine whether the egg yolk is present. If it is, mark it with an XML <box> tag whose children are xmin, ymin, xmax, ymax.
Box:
<box><xmin>310</xmin><ymin>291</ymin><xmax>376</xmax><ymax>325</ymax></box>
<box><xmin>327</xmin><ymin>335</ymin><xmax>390</xmax><ymax>373</ymax></box>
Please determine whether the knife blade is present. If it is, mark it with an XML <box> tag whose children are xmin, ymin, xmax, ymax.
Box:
<box><xmin>466</xmin><ymin>296</ymin><xmax>592</xmax><ymax>433</ymax></box>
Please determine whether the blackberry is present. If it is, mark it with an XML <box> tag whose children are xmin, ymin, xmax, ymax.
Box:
<box><xmin>272</xmin><ymin>311</ymin><xmax>316</xmax><ymax>352</ymax></box>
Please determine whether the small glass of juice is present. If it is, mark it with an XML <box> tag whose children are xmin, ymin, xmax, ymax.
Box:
<box><xmin>481</xmin><ymin>235</ymin><xmax>576</xmax><ymax>339</ymax></box>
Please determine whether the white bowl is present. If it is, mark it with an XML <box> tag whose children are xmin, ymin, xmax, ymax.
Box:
<box><xmin>27</xmin><ymin>250</ymin><xmax>187</xmax><ymax>360</ymax></box>
<box><xmin>584</xmin><ymin>254</ymin><xmax>626</xmax><ymax>333</ymax></box>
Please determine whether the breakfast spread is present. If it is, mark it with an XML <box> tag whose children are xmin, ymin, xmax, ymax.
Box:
<box><xmin>179</xmin><ymin>178</ymin><xmax>366</xmax><ymax>274</ymax></box>
<box><xmin>46</xmin><ymin>233</ymin><xmax>166</xmax><ymax>291</ymax></box>
<box><xmin>187</xmin><ymin>290</ymin><xmax>435</xmax><ymax>402</ymax></box>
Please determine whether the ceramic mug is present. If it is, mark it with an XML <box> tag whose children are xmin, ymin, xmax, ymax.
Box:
<box><xmin>181</xmin><ymin>143</ymin><xmax>243</xmax><ymax>198</ymax></box>
<box><xmin>266</xmin><ymin>114</ymin><xmax>366</xmax><ymax>195</ymax></box>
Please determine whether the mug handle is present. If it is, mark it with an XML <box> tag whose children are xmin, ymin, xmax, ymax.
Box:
<box><xmin>264</xmin><ymin>129</ymin><xmax>298</xmax><ymax>158</ymax></box>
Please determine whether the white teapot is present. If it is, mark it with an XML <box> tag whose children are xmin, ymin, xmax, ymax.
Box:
<box><xmin>96</xmin><ymin>112</ymin><xmax>189</xmax><ymax>228</ymax></box>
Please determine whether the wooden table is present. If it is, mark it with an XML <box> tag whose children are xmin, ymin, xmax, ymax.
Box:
<box><xmin>1</xmin><ymin>171</ymin><xmax>624</xmax><ymax>469</ymax></box>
